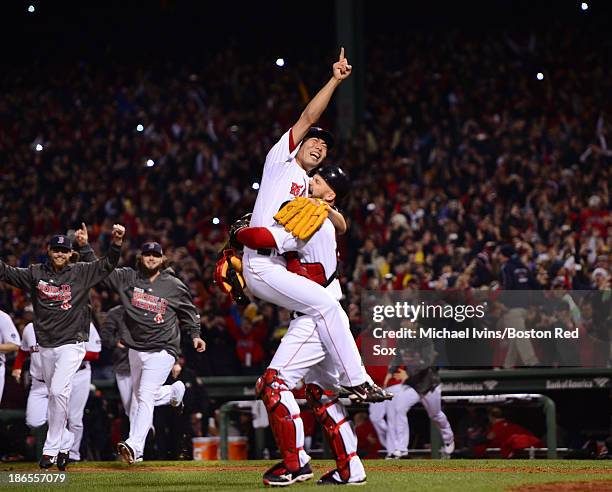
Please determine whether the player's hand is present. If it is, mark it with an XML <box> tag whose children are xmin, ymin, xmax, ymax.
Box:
<box><xmin>193</xmin><ymin>337</ymin><xmax>206</xmax><ymax>353</ymax></box>
<box><xmin>11</xmin><ymin>368</ymin><xmax>21</xmax><ymax>383</ymax></box>
<box><xmin>383</xmin><ymin>372</ymin><xmax>392</xmax><ymax>387</ymax></box>
<box><xmin>111</xmin><ymin>224</ymin><xmax>126</xmax><ymax>246</ymax></box>
<box><xmin>171</xmin><ymin>363</ymin><xmax>182</xmax><ymax>379</ymax></box>
<box><xmin>393</xmin><ymin>368</ymin><xmax>409</xmax><ymax>383</ymax></box>
<box><xmin>332</xmin><ymin>47</ymin><xmax>352</xmax><ymax>81</ymax></box>
<box><xmin>116</xmin><ymin>340</ymin><xmax>126</xmax><ymax>349</ymax></box>
<box><xmin>74</xmin><ymin>222</ymin><xmax>88</xmax><ymax>248</ymax></box>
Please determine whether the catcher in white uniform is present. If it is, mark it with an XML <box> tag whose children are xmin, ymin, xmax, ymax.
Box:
<box><xmin>232</xmin><ymin>165</ymin><xmax>374</xmax><ymax>486</ymax></box>
<box><xmin>0</xmin><ymin>309</ymin><xmax>20</xmax><ymax>404</ymax></box>
<box><xmin>12</xmin><ymin>321</ymin><xmax>101</xmax><ymax>462</ymax></box>
<box><xmin>221</xmin><ymin>49</ymin><xmax>383</xmax><ymax>402</ymax></box>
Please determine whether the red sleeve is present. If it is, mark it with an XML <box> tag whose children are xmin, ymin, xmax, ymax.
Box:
<box><xmin>289</xmin><ymin>128</ymin><xmax>297</xmax><ymax>153</ymax></box>
<box><xmin>13</xmin><ymin>349</ymin><xmax>29</xmax><ymax>370</ymax></box>
<box><xmin>83</xmin><ymin>351</ymin><xmax>100</xmax><ymax>362</ymax></box>
<box><xmin>236</xmin><ymin>227</ymin><xmax>277</xmax><ymax>249</ymax></box>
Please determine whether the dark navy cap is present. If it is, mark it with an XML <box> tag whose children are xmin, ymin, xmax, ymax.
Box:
<box><xmin>303</xmin><ymin>127</ymin><xmax>335</xmax><ymax>150</ymax></box>
<box><xmin>49</xmin><ymin>235</ymin><xmax>73</xmax><ymax>251</ymax></box>
<box><xmin>141</xmin><ymin>241</ymin><xmax>163</xmax><ymax>256</ymax></box>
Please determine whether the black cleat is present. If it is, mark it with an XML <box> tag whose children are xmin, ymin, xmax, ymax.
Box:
<box><xmin>56</xmin><ymin>452</ymin><xmax>69</xmax><ymax>471</ymax></box>
<box><xmin>39</xmin><ymin>454</ymin><xmax>55</xmax><ymax>470</ymax></box>
<box><xmin>117</xmin><ymin>441</ymin><xmax>136</xmax><ymax>464</ymax></box>
<box><xmin>263</xmin><ymin>461</ymin><xmax>314</xmax><ymax>487</ymax></box>
<box><xmin>317</xmin><ymin>469</ymin><xmax>367</xmax><ymax>486</ymax></box>
<box><xmin>342</xmin><ymin>382</ymin><xmax>393</xmax><ymax>403</ymax></box>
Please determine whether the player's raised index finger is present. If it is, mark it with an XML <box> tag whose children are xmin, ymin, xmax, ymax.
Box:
<box><xmin>81</xmin><ymin>222</ymin><xmax>87</xmax><ymax>231</ymax></box>
<box><xmin>339</xmin><ymin>47</ymin><xmax>344</xmax><ymax>61</ymax></box>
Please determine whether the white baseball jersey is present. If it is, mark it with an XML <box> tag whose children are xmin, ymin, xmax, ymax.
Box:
<box><xmin>0</xmin><ymin>310</ymin><xmax>20</xmax><ymax>364</ymax></box>
<box><xmin>248</xmin><ymin>129</ymin><xmax>309</xmax><ymax>249</ymax></box>
<box><xmin>21</xmin><ymin>323</ymin><xmax>43</xmax><ymax>381</ymax></box>
<box><xmin>273</xmin><ymin>218</ymin><xmax>342</xmax><ymax>300</ymax></box>
<box><xmin>81</xmin><ymin>324</ymin><xmax>102</xmax><ymax>369</ymax></box>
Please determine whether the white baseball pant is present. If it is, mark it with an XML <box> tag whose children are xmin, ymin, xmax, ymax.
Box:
<box><xmin>368</xmin><ymin>383</ymin><xmax>403</xmax><ymax>451</ymax></box>
<box><xmin>116</xmin><ymin>371</ymin><xmax>181</xmax><ymax>417</ymax></box>
<box><xmin>26</xmin><ymin>378</ymin><xmax>49</xmax><ymax>428</ymax></box>
<box><xmin>125</xmin><ymin>349</ymin><xmax>175</xmax><ymax>458</ymax></box>
<box><xmin>244</xmin><ymin>256</ymin><xmax>364</xmax><ymax>387</ymax></box>
<box><xmin>68</xmin><ymin>366</ymin><xmax>92</xmax><ymax>461</ymax></box>
<box><xmin>387</xmin><ymin>384</ymin><xmax>454</xmax><ymax>454</ymax></box>
<box><xmin>269</xmin><ymin>314</ymin><xmax>366</xmax><ymax>482</ymax></box>
<box><xmin>39</xmin><ymin>342</ymin><xmax>85</xmax><ymax>456</ymax></box>
<box><xmin>0</xmin><ymin>364</ymin><xmax>4</xmax><ymax>404</ymax></box>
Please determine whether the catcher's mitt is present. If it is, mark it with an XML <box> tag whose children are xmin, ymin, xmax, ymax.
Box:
<box><xmin>228</xmin><ymin>213</ymin><xmax>252</xmax><ymax>250</ymax></box>
<box><xmin>274</xmin><ymin>197</ymin><xmax>329</xmax><ymax>240</ymax></box>
<box><xmin>214</xmin><ymin>248</ymin><xmax>249</xmax><ymax>305</ymax></box>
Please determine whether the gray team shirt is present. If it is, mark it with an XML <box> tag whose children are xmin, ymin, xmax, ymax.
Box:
<box><xmin>80</xmin><ymin>245</ymin><xmax>201</xmax><ymax>358</ymax></box>
<box><xmin>100</xmin><ymin>305</ymin><xmax>130</xmax><ymax>375</ymax></box>
<box><xmin>0</xmin><ymin>245</ymin><xmax>121</xmax><ymax>348</ymax></box>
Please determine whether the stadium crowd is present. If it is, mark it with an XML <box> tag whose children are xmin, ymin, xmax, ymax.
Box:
<box><xmin>0</xmin><ymin>24</ymin><xmax>610</xmax><ymax>460</ymax></box>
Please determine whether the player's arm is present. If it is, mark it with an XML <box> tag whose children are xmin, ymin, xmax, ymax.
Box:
<box><xmin>0</xmin><ymin>342</ymin><xmax>19</xmax><ymax>353</ymax></box>
<box><xmin>174</xmin><ymin>281</ymin><xmax>206</xmax><ymax>353</ymax></box>
<box><xmin>291</xmin><ymin>47</ymin><xmax>352</xmax><ymax>145</ymax></box>
<box><xmin>326</xmin><ymin>206</ymin><xmax>347</xmax><ymax>235</ymax></box>
<box><xmin>0</xmin><ymin>261</ymin><xmax>33</xmax><ymax>291</ymax></box>
<box><xmin>74</xmin><ymin>224</ymin><xmax>124</xmax><ymax>289</ymax></box>
<box><xmin>11</xmin><ymin>348</ymin><xmax>29</xmax><ymax>383</ymax></box>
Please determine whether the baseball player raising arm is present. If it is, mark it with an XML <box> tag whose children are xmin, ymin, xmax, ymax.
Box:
<box><xmin>75</xmin><ymin>227</ymin><xmax>204</xmax><ymax>464</ymax></box>
<box><xmin>229</xmin><ymin>165</ymin><xmax>391</xmax><ymax>485</ymax></box>
<box><xmin>238</xmin><ymin>49</ymin><xmax>382</xmax><ymax>400</ymax></box>
<box><xmin>0</xmin><ymin>224</ymin><xmax>124</xmax><ymax>471</ymax></box>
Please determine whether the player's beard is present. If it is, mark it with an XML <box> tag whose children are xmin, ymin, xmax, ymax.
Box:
<box><xmin>140</xmin><ymin>264</ymin><xmax>162</xmax><ymax>277</ymax></box>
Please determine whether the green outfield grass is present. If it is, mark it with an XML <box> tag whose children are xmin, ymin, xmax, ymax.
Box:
<box><xmin>1</xmin><ymin>460</ymin><xmax>611</xmax><ymax>492</ymax></box>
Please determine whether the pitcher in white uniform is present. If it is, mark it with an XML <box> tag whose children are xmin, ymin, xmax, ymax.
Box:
<box><xmin>241</xmin><ymin>49</ymin><xmax>382</xmax><ymax>401</ymax></box>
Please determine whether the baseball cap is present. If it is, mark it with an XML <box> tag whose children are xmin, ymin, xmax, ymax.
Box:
<box><xmin>313</xmin><ymin>163</ymin><xmax>350</xmax><ymax>202</ymax></box>
<box><xmin>141</xmin><ymin>242</ymin><xmax>163</xmax><ymax>256</ymax></box>
<box><xmin>303</xmin><ymin>127</ymin><xmax>335</xmax><ymax>150</ymax></box>
<box><xmin>49</xmin><ymin>235</ymin><xmax>73</xmax><ymax>251</ymax></box>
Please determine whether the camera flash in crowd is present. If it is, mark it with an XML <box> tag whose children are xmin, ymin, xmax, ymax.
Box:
<box><xmin>252</xmin><ymin>182</ymin><xmax>260</xmax><ymax>190</ymax></box>
<box><xmin>275</xmin><ymin>58</ymin><xmax>285</xmax><ymax>67</ymax></box>
<box><xmin>536</xmin><ymin>72</ymin><xmax>544</xmax><ymax>81</ymax></box>
<box><xmin>146</xmin><ymin>159</ymin><xmax>155</xmax><ymax>167</ymax></box>
<box><xmin>136</xmin><ymin>124</ymin><xmax>144</xmax><ymax>132</ymax></box>
<box><xmin>35</xmin><ymin>143</ymin><xmax>43</xmax><ymax>152</ymax></box>
<box><xmin>212</xmin><ymin>217</ymin><xmax>220</xmax><ymax>225</ymax></box>
<box><xmin>581</xmin><ymin>2</ymin><xmax>589</xmax><ymax>11</ymax></box>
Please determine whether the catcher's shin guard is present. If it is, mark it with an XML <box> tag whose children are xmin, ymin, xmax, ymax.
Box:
<box><xmin>256</xmin><ymin>369</ymin><xmax>306</xmax><ymax>471</ymax></box>
<box><xmin>305</xmin><ymin>384</ymin><xmax>358</xmax><ymax>482</ymax></box>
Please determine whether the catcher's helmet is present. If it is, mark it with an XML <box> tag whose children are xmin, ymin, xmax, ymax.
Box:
<box><xmin>311</xmin><ymin>163</ymin><xmax>350</xmax><ymax>202</ymax></box>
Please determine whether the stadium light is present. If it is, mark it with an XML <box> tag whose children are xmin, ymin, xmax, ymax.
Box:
<box><xmin>212</xmin><ymin>217</ymin><xmax>220</xmax><ymax>225</ymax></box>
<box><xmin>136</xmin><ymin>124</ymin><xmax>144</xmax><ymax>132</ymax></box>
<box><xmin>28</xmin><ymin>5</ymin><xmax>35</xmax><ymax>13</ymax></box>
<box><xmin>581</xmin><ymin>2</ymin><xmax>588</xmax><ymax>11</ymax></box>
<box><xmin>536</xmin><ymin>72</ymin><xmax>544</xmax><ymax>81</ymax></box>
<box><xmin>252</xmin><ymin>182</ymin><xmax>260</xmax><ymax>190</ymax></box>
<box><xmin>146</xmin><ymin>159</ymin><xmax>155</xmax><ymax>167</ymax></box>
<box><xmin>35</xmin><ymin>143</ymin><xmax>43</xmax><ymax>152</ymax></box>
<box><xmin>275</xmin><ymin>58</ymin><xmax>285</xmax><ymax>67</ymax></box>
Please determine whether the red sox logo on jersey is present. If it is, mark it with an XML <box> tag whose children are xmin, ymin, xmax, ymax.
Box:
<box><xmin>37</xmin><ymin>281</ymin><xmax>72</xmax><ymax>310</ymax></box>
<box><xmin>131</xmin><ymin>287</ymin><xmax>168</xmax><ymax>324</ymax></box>
<box><xmin>290</xmin><ymin>182</ymin><xmax>305</xmax><ymax>197</ymax></box>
